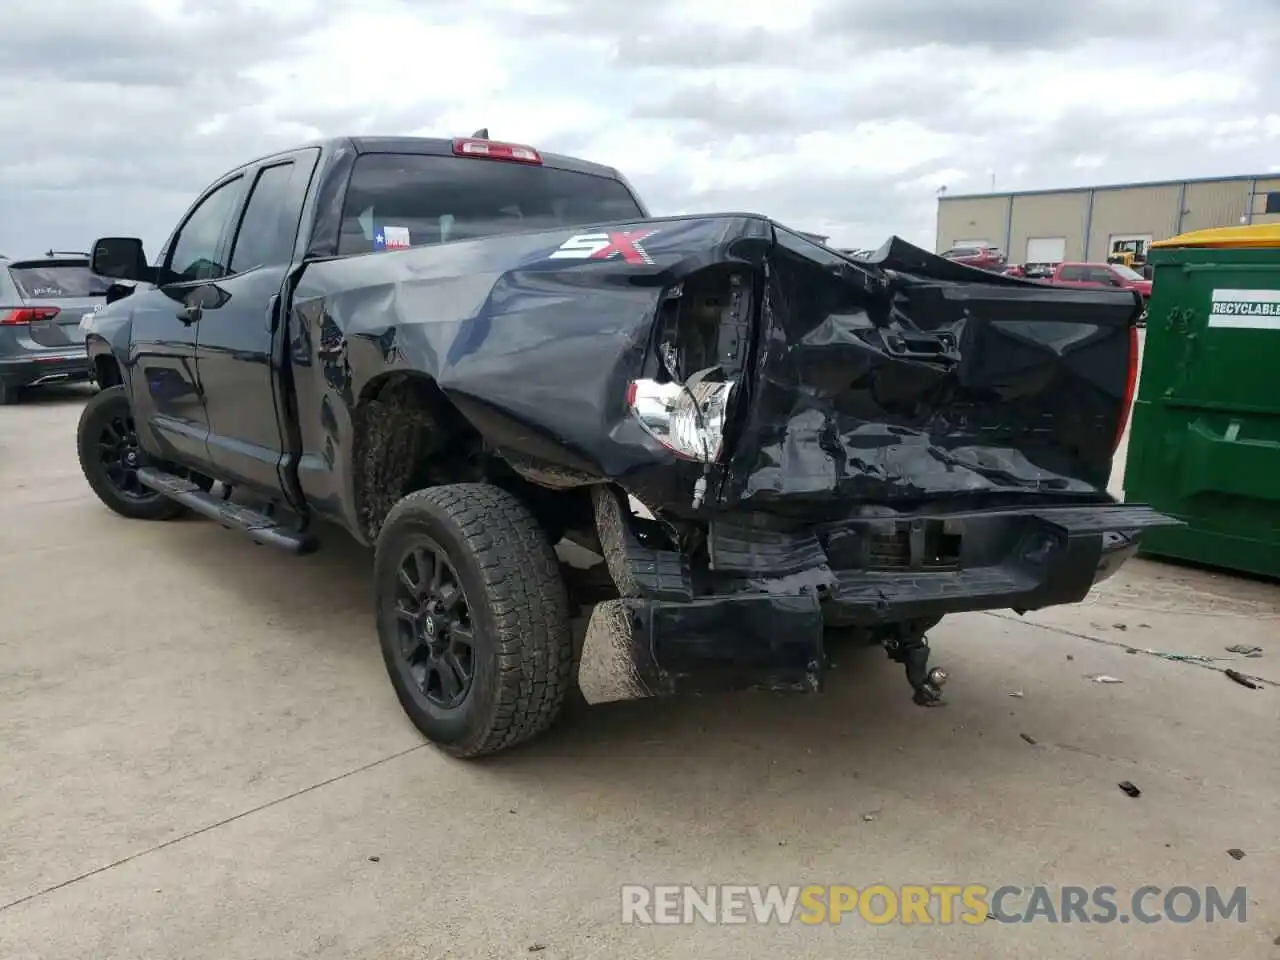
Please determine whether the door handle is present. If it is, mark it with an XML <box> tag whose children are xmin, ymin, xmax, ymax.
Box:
<box><xmin>177</xmin><ymin>304</ymin><xmax>202</xmax><ymax>324</ymax></box>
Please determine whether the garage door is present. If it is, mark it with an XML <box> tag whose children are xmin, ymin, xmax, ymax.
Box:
<box><xmin>1026</xmin><ymin>237</ymin><xmax>1066</xmax><ymax>263</ymax></box>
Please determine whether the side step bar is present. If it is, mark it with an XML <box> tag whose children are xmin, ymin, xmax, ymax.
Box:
<box><xmin>136</xmin><ymin>466</ymin><xmax>318</xmax><ymax>555</ymax></box>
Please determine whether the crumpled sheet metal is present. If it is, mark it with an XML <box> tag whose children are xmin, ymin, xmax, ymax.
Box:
<box><xmin>720</xmin><ymin>233</ymin><xmax>1143</xmax><ymax>509</ymax></box>
<box><xmin>288</xmin><ymin>216</ymin><xmax>1141</xmax><ymax>531</ymax></box>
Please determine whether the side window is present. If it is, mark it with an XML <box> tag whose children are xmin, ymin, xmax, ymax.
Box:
<box><xmin>167</xmin><ymin>177</ymin><xmax>245</xmax><ymax>283</ymax></box>
<box><xmin>1265</xmin><ymin>192</ymin><xmax>1280</xmax><ymax>215</ymax></box>
<box><xmin>1090</xmin><ymin>268</ymin><xmax>1119</xmax><ymax>284</ymax></box>
<box><xmin>228</xmin><ymin>163</ymin><xmax>297</xmax><ymax>274</ymax></box>
<box><xmin>1059</xmin><ymin>266</ymin><xmax>1084</xmax><ymax>281</ymax></box>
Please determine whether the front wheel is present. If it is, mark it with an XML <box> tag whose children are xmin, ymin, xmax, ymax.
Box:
<box><xmin>76</xmin><ymin>385</ymin><xmax>186</xmax><ymax>521</ymax></box>
<box><xmin>374</xmin><ymin>483</ymin><xmax>575</xmax><ymax>758</ymax></box>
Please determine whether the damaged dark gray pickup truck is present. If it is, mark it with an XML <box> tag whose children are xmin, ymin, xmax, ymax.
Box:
<box><xmin>79</xmin><ymin>134</ymin><xmax>1177</xmax><ymax>757</ymax></box>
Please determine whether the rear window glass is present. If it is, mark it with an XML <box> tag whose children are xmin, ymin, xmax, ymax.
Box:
<box><xmin>8</xmin><ymin>262</ymin><xmax>110</xmax><ymax>299</ymax></box>
<box><xmin>338</xmin><ymin>153</ymin><xmax>644</xmax><ymax>255</ymax></box>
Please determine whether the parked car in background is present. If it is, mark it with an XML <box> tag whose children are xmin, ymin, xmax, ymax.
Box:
<box><xmin>1048</xmin><ymin>261</ymin><xmax>1152</xmax><ymax>295</ymax></box>
<box><xmin>940</xmin><ymin>244</ymin><xmax>1007</xmax><ymax>271</ymax></box>
<box><xmin>0</xmin><ymin>251</ymin><xmax>107</xmax><ymax>404</ymax></box>
<box><xmin>1046</xmin><ymin>261</ymin><xmax>1152</xmax><ymax>323</ymax></box>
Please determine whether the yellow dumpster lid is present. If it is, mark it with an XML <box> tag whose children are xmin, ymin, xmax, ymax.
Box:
<box><xmin>1152</xmin><ymin>223</ymin><xmax>1280</xmax><ymax>249</ymax></box>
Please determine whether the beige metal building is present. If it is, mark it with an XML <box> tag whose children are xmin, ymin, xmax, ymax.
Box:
<box><xmin>937</xmin><ymin>173</ymin><xmax>1280</xmax><ymax>264</ymax></box>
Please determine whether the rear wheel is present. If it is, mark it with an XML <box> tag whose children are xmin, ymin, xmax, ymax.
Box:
<box><xmin>76</xmin><ymin>385</ymin><xmax>186</xmax><ymax>521</ymax></box>
<box><xmin>374</xmin><ymin>483</ymin><xmax>574</xmax><ymax>758</ymax></box>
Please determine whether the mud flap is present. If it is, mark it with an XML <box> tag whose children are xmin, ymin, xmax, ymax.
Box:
<box><xmin>576</xmin><ymin>594</ymin><xmax>824</xmax><ymax>705</ymax></box>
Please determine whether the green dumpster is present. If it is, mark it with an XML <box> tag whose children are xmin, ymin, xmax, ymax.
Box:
<box><xmin>1123</xmin><ymin>223</ymin><xmax>1280</xmax><ymax>578</ymax></box>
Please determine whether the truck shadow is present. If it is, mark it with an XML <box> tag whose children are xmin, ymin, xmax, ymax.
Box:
<box><xmin>164</xmin><ymin>514</ymin><xmax>1092</xmax><ymax>804</ymax></box>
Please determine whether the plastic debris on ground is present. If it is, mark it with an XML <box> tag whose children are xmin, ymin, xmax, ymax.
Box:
<box><xmin>1224</xmin><ymin>669</ymin><xmax>1263</xmax><ymax>690</ymax></box>
<box><xmin>1225</xmin><ymin>644</ymin><xmax>1263</xmax><ymax>657</ymax></box>
<box><xmin>1116</xmin><ymin>642</ymin><xmax>1219</xmax><ymax>664</ymax></box>
<box><xmin>1117</xmin><ymin>781</ymin><xmax>1142</xmax><ymax>798</ymax></box>
<box><xmin>1088</xmin><ymin>675</ymin><xmax>1124</xmax><ymax>684</ymax></box>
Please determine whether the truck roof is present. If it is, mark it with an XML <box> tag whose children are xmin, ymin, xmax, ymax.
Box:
<box><xmin>237</xmin><ymin>135</ymin><xmax>627</xmax><ymax>182</ymax></box>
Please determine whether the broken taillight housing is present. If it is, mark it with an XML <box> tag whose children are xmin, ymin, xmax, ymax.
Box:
<box><xmin>628</xmin><ymin>378</ymin><xmax>735</xmax><ymax>462</ymax></box>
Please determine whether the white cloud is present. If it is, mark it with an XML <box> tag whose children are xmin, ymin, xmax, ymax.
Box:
<box><xmin>245</xmin><ymin>11</ymin><xmax>513</xmax><ymax>115</ymax></box>
<box><xmin>1</xmin><ymin>0</ymin><xmax>1279</xmax><ymax>256</ymax></box>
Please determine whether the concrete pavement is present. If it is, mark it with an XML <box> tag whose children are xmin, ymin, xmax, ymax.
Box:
<box><xmin>1</xmin><ymin>384</ymin><xmax>1276</xmax><ymax>959</ymax></box>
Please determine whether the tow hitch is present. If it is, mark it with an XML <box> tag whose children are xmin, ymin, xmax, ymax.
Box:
<box><xmin>883</xmin><ymin>625</ymin><xmax>948</xmax><ymax>706</ymax></box>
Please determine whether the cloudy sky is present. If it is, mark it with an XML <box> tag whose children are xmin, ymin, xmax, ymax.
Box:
<box><xmin>2</xmin><ymin>0</ymin><xmax>1278</xmax><ymax>257</ymax></box>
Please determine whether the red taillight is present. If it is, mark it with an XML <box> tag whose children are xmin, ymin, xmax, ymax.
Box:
<box><xmin>1114</xmin><ymin>323</ymin><xmax>1139</xmax><ymax>451</ymax></box>
<box><xmin>1</xmin><ymin>307</ymin><xmax>60</xmax><ymax>325</ymax></box>
<box><xmin>451</xmin><ymin>137</ymin><xmax>542</xmax><ymax>164</ymax></box>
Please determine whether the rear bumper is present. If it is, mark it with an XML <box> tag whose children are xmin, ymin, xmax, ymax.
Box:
<box><xmin>0</xmin><ymin>349</ymin><xmax>91</xmax><ymax>388</ymax></box>
<box><xmin>576</xmin><ymin>499</ymin><xmax>1180</xmax><ymax>704</ymax></box>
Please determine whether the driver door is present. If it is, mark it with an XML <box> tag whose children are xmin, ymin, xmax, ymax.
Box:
<box><xmin>127</xmin><ymin>175</ymin><xmax>246</xmax><ymax>474</ymax></box>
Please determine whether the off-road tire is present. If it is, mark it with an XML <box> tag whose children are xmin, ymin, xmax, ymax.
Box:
<box><xmin>374</xmin><ymin>483</ymin><xmax>575</xmax><ymax>758</ymax></box>
<box><xmin>77</xmin><ymin>385</ymin><xmax>186</xmax><ymax>521</ymax></box>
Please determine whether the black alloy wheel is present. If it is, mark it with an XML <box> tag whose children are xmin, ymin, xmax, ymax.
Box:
<box><xmin>76</xmin><ymin>384</ymin><xmax>186</xmax><ymax>521</ymax></box>
<box><xmin>390</xmin><ymin>540</ymin><xmax>476</xmax><ymax>710</ymax></box>
<box><xmin>96</xmin><ymin>408</ymin><xmax>149</xmax><ymax>501</ymax></box>
<box><xmin>373</xmin><ymin>483</ymin><xmax>575</xmax><ymax>758</ymax></box>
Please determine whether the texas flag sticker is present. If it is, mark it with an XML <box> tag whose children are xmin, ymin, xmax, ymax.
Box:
<box><xmin>374</xmin><ymin>225</ymin><xmax>412</xmax><ymax>250</ymax></box>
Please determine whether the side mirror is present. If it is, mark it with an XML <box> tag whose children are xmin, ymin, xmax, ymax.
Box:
<box><xmin>91</xmin><ymin>237</ymin><xmax>149</xmax><ymax>282</ymax></box>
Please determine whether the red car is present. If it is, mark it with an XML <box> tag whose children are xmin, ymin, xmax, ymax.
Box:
<box><xmin>940</xmin><ymin>244</ymin><xmax>1007</xmax><ymax>271</ymax></box>
<box><xmin>1048</xmin><ymin>261</ymin><xmax>1152</xmax><ymax>297</ymax></box>
<box><xmin>1047</xmin><ymin>262</ymin><xmax>1152</xmax><ymax>324</ymax></box>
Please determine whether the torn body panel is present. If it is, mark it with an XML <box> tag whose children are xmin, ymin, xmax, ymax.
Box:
<box><xmin>721</xmin><ymin>233</ymin><xmax>1143</xmax><ymax>510</ymax></box>
<box><xmin>285</xmin><ymin>214</ymin><xmax>1177</xmax><ymax>704</ymax></box>
<box><xmin>290</xmin><ymin>218</ymin><xmax>1144</xmax><ymax>526</ymax></box>
<box><xmin>288</xmin><ymin>215</ymin><xmax>771</xmax><ymax>540</ymax></box>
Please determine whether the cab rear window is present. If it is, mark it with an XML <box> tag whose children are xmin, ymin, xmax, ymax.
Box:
<box><xmin>8</xmin><ymin>261</ymin><xmax>110</xmax><ymax>299</ymax></box>
<box><xmin>337</xmin><ymin>154</ymin><xmax>644</xmax><ymax>255</ymax></box>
